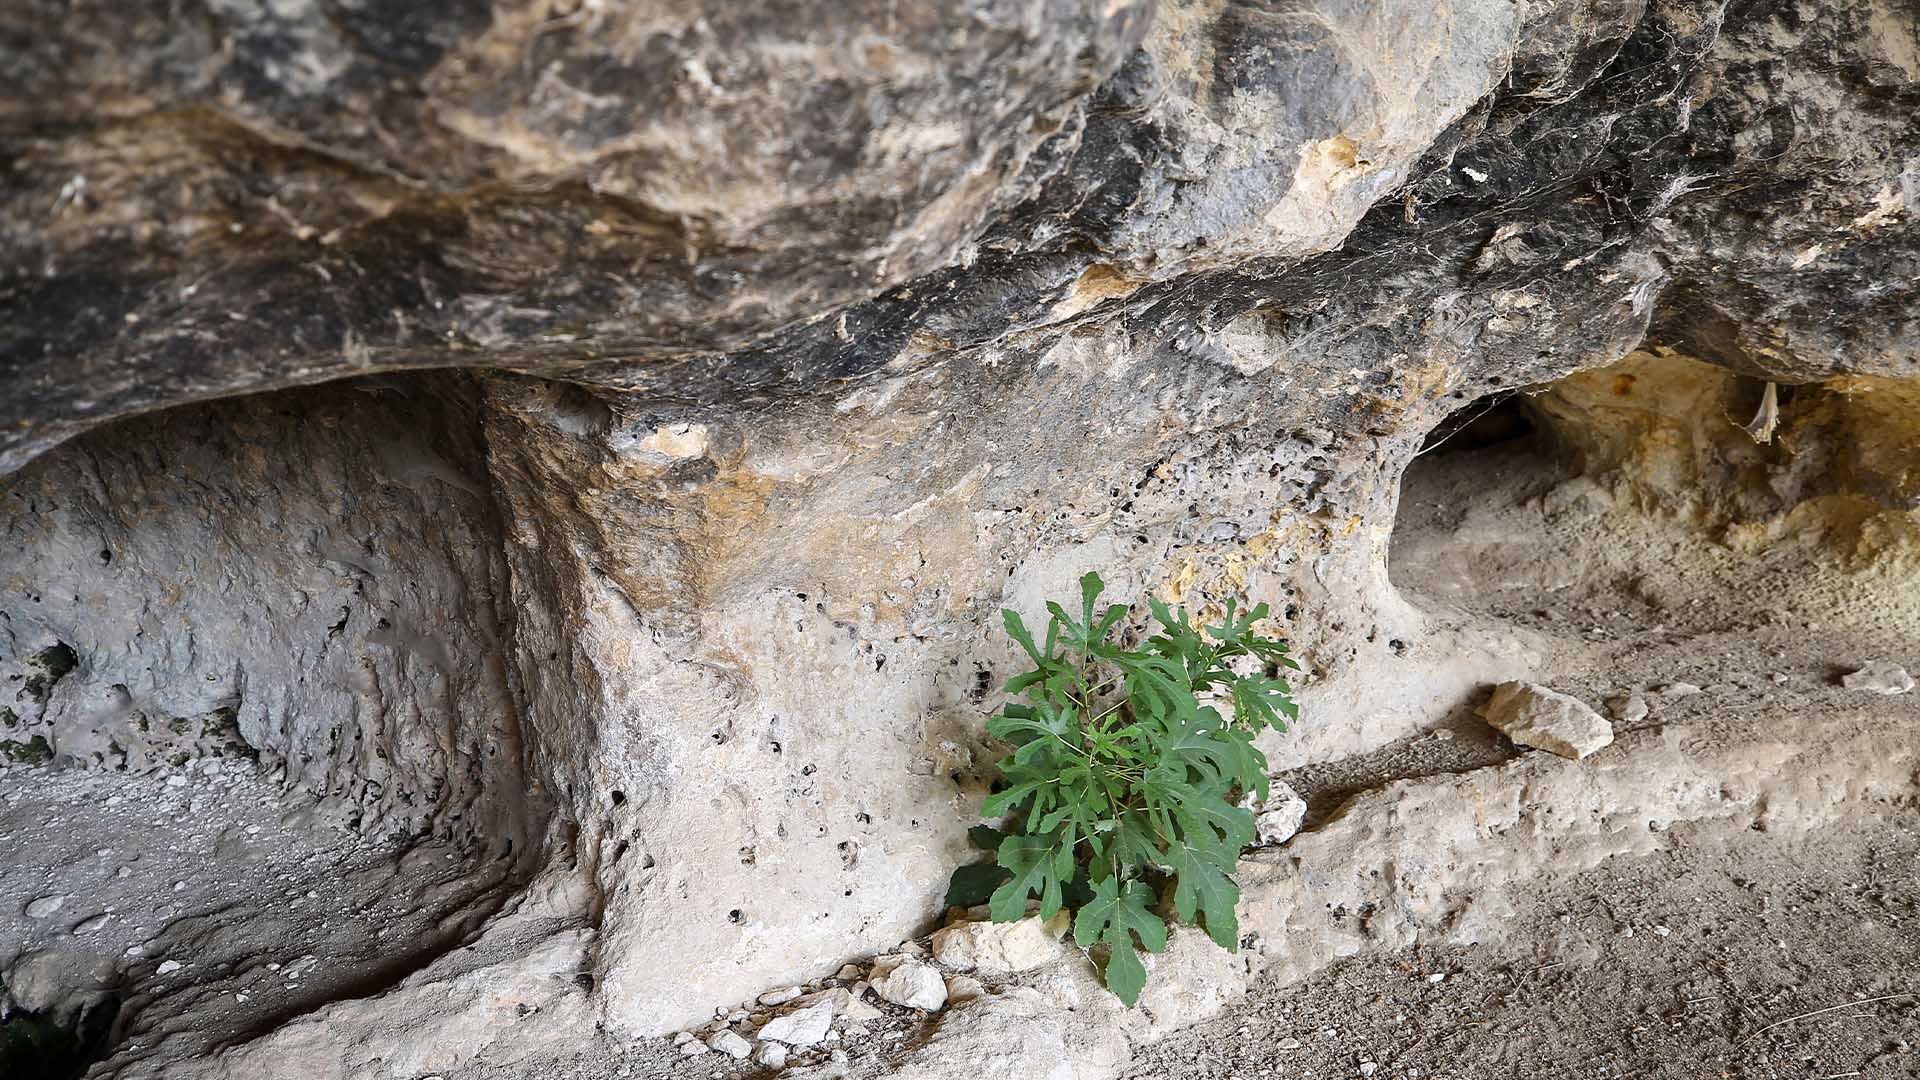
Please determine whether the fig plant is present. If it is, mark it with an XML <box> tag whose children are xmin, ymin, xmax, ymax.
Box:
<box><xmin>947</xmin><ymin>572</ymin><xmax>1300</xmax><ymax>1004</ymax></box>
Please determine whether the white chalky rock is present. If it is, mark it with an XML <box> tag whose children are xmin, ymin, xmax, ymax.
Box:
<box><xmin>757</xmin><ymin>986</ymin><xmax>802</xmax><ymax>1006</ymax></box>
<box><xmin>707</xmin><ymin>1029</ymin><xmax>751</xmax><ymax>1059</ymax></box>
<box><xmin>753</xmin><ymin>1041</ymin><xmax>788</xmax><ymax>1069</ymax></box>
<box><xmin>756</xmin><ymin>999</ymin><xmax>835</xmax><ymax>1046</ymax></box>
<box><xmin>870</xmin><ymin>956</ymin><xmax>948</xmax><ymax>1011</ymax></box>
<box><xmin>24</xmin><ymin>895</ymin><xmax>66</xmax><ymax>919</ymax></box>
<box><xmin>1252</xmin><ymin>781</ymin><xmax>1309</xmax><ymax>846</ymax></box>
<box><xmin>945</xmin><ymin>975</ymin><xmax>986</xmax><ymax>1003</ymax></box>
<box><xmin>1608</xmin><ymin>694</ymin><xmax>1649</xmax><ymax>724</ymax></box>
<box><xmin>1841</xmin><ymin>661</ymin><xmax>1914</xmax><ymax>695</ymax></box>
<box><xmin>929</xmin><ymin>912</ymin><xmax>1071</xmax><ymax>974</ymax></box>
<box><xmin>1478</xmin><ymin>681</ymin><xmax>1614</xmax><ymax>759</ymax></box>
<box><xmin>156</xmin><ymin>960</ymin><xmax>183</xmax><ymax>975</ymax></box>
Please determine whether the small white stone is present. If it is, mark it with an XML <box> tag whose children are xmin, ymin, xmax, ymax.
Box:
<box><xmin>753</xmin><ymin>1042</ymin><xmax>788</xmax><ymax>1069</ymax></box>
<box><xmin>756</xmin><ymin>1000</ymin><xmax>835</xmax><ymax>1046</ymax></box>
<box><xmin>1360</xmin><ymin>1062</ymin><xmax>1379</xmax><ymax>1077</ymax></box>
<box><xmin>1608</xmin><ymin>694</ymin><xmax>1649</xmax><ymax>724</ymax></box>
<box><xmin>835</xmin><ymin>964</ymin><xmax>865</xmax><ymax>981</ymax></box>
<box><xmin>678</xmin><ymin>1040</ymin><xmax>709</xmax><ymax>1057</ymax></box>
<box><xmin>156</xmin><ymin>960</ymin><xmax>183</xmax><ymax>975</ymax></box>
<box><xmin>929</xmin><ymin>913</ymin><xmax>1070</xmax><ymax>974</ymax></box>
<box><xmin>944</xmin><ymin>975</ymin><xmax>986</xmax><ymax>1003</ymax></box>
<box><xmin>706</xmin><ymin>1030</ymin><xmax>751</xmax><ymax>1059</ymax></box>
<box><xmin>1250</xmin><ymin>781</ymin><xmax>1309</xmax><ymax>846</ymax></box>
<box><xmin>1658</xmin><ymin>682</ymin><xmax>1702</xmax><ymax>698</ymax></box>
<box><xmin>73</xmin><ymin>912</ymin><xmax>111</xmax><ymax>934</ymax></box>
<box><xmin>869</xmin><ymin>957</ymin><xmax>947</xmax><ymax>1011</ymax></box>
<box><xmin>166</xmin><ymin>774</ymin><xmax>187</xmax><ymax>787</ymax></box>
<box><xmin>1426</xmin><ymin>972</ymin><xmax>1446</xmax><ymax>984</ymax></box>
<box><xmin>1841</xmin><ymin>662</ymin><xmax>1914</xmax><ymax>695</ymax></box>
<box><xmin>673</xmin><ymin>1031</ymin><xmax>695</xmax><ymax>1046</ymax></box>
<box><xmin>24</xmin><ymin>894</ymin><xmax>67</xmax><ymax>919</ymax></box>
<box><xmin>1278</xmin><ymin>1038</ymin><xmax>1302</xmax><ymax>1050</ymax></box>
<box><xmin>1654</xmin><ymin>925</ymin><xmax>1672</xmax><ymax>937</ymax></box>
<box><xmin>757</xmin><ymin>986</ymin><xmax>803</xmax><ymax>1006</ymax></box>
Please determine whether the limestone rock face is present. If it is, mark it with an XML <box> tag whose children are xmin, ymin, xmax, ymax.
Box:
<box><xmin>2</xmin><ymin>0</ymin><xmax>1919</xmax><ymax>1060</ymax></box>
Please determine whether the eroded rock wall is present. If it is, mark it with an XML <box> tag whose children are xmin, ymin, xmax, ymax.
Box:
<box><xmin>0</xmin><ymin>377</ymin><xmax>541</xmax><ymax>850</ymax></box>
<box><xmin>0</xmin><ymin>0</ymin><xmax>1917</xmax><ymax>1056</ymax></box>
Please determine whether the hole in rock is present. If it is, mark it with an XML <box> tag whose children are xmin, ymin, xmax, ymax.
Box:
<box><xmin>1415</xmin><ymin>390</ymin><xmax>1536</xmax><ymax>456</ymax></box>
<box><xmin>1383</xmin><ymin>347</ymin><xmax>1920</xmax><ymax>777</ymax></box>
<box><xmin>0</xmin><ymin>989</ymin><xmax>119</xmax><ymax>1080</ymax></box>
<box><xmin>0</xmin><ymin>375</ymin><xmax>550</xmax><ymax>1075</ymax></box>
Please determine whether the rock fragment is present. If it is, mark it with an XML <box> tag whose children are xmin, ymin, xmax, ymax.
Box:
<box><xmin>1252</xmin><ymin>781</ymin><xmax>1309</xmax><ymax>846</ymax></box>
<box><xmin>753</xmin><ymin>1042</ymin><xmax>788</xmax><ymax>1069</ymax></box>
<box><xmin>1478</xmin><ymin>682</ymin><xmax>1614</xmax><ymax>759</ymax></box>
<box><xmin>945</xmin><ymin>975</ymin><xmax>986</xmax><ymax>1003</ymax></box>
<box><xmin>1607</xmin><ymin>694</ymin><xmax>1649</xmax><ymax>724</ymax></box>
<box><xmin>1841</xmin><ymin>661</ymin><xmax>1914</xmax><ymax>695</ymax></box>
<box><xmin>707</xmin><ymin>1029</ymin><xmax>751</xmax><ymax>1059</ymax></box>
<box><xmin>756</xmin><ymin>999</ymin><xmax>835</xmax><ymax>1046</ymax></box>
<box><xmin>24</xmin><ymin>894</ymin><xmax>66</xmax><ymax>919</ymax></box>
<box><xmin>929</xmin><ymin>913</ymin><xmax>1070</xmax><ymax>974</ymax></box>
<box><xmin>870</xmin><ymin>956</ymin><xmax>948</xmax><ymax>1011</ymax></box>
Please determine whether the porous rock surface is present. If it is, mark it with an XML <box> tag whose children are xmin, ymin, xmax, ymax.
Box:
<box><xmin>2</xmin><ymin>0</ymin><xmax>1918</xmax><ymax>1070</ymax></box>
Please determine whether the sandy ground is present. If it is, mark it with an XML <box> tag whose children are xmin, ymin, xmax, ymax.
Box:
<box><xmin>8</xmin><ymin>428</ymin><xmax>1918</xmax><ymax>1079</ymax></box>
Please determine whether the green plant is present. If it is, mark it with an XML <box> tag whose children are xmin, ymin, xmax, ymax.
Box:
<box><xmin>947</xmin><ymin>572</ymin><xmax>1300</xmax><ymax>1004</ymax></box>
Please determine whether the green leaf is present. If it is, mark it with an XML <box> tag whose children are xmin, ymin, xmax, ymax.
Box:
<box><xmin>1102</xmin><ymin>936</ymin><xmax>1148</xmax><ymax>1006</ymax></box>
<box><xmin>1230</xmin><ymin>672</ymin><xmax>1298</xmax><ymax>733</ymax></box>
<box><xmin>1072</xmin><ymin>877</ymin><xmax>1167</xmax><ymax>1006</ymax></box>
<box><xmin>967</xmin><ymin>825</ymin><xmax>1005</xmax><ymax>852</ymax></box>
<box><xmin>946</xmin><ymin>861</ymin><xmax>1011</xmax><ymax>907</ymax></box>
<box><xmin>1078</xmin><ymin>572</ymin><xmax>1105</xmax><ymax>636</ymax></box>
<box><xmin>981</xmin><ymin>777</ymin><xmax>1050</xmax><ymax>819</ymax></box>
<box><xmin>1003</xmin><ymin>609</ymin><xmax>1047</xmax><ymax>665</ymax></box>
<box><xmin>990</xmin><ymin>832</ymin><xmax>1067</xmax><ymax>921</ymax></box>
<box><xmin>1164</xmin><ymin>842</ymin><xmax>1242</xmax><ymax>949</ymax></box>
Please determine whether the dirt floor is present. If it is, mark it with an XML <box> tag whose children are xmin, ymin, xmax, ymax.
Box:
<box><xmin>1130</xmin><ymin>808</ymin><xmax>1920</xmax><ymax>1080</ymax></box>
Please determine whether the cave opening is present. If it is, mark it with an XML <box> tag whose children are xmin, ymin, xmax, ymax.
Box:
<box><xmin>0</xmin><ymin>375</ymin><xmax>550</xmax><ymax>1073</ymax></box>
<box><xmin>0</xmin><ymin>988</ymin><xmax>119</xmax><ymax>1080</ymax></box>
<box><xmin>1413</xmin><ymin>389</ymin><xmax>1540</xmax><ymax>458</ymax></box>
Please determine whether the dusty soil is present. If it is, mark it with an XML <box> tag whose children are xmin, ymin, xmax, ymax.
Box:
<box><xmin>1131</xmin><ymin>807</ymin><xmax>1920</xmax><ymax>1080</ymax></box>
